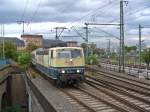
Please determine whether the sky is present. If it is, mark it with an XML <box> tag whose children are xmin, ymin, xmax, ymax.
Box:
<box><xmin>0</xmin><ymin>0</ymin><xmax>150</xmax><ymax>48</ymax></box>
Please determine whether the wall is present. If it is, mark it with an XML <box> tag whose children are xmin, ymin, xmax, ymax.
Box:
<box><xmin>67</xmin><ymin>41</ymin><xmax>77</xmax><ymax>47</ymax></box>
<box><xmin>0</xmin><ymin>81</ymin><xmax>7</xmax><ymax>112</ymax></box>
<box><xmin>0</xmin><ymin>59</ymin><xmax>10</xmax><ymax>70</ymax></box>
<box><xmin>21</xmin><ymin>35</ymin><xmax>43</xmax><ymax>47</ymax></box>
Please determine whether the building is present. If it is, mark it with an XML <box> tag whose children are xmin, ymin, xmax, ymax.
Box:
<box><xmin>66</xmin><ymin>41</ymin><xmax>78</xmax><ymax>47</ymax></box>
<box><xmin>0</xmin><ymin>37</ymin><xmax>25</xmax><ymax>50</ymax></box>
<box><xmin>21</xmin><ymin>34</ymin><xmax>43</xmax><ymax>47</ymax></box>
<box><xmin>43</xmin><ymin>39</ymin><xmax>67</xmax><ymax>48</ymax></box>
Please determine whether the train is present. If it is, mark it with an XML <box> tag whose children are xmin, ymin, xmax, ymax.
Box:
<box><xmin>31</xmin><ymin>47</ymin><xmax>85</xmax><ymax>85</ymax></box>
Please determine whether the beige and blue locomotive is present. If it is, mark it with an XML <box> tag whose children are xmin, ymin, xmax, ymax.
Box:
<box><xmin>31</xmin><ymin>47</ymin><xmax>85</xmax><ymax>85</ymax></box>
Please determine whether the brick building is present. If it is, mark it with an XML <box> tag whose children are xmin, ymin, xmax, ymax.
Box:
<box><xmin>21</xmin><ymin>34</ymin><xmax>43</xmax><ymax>47</ymax></box>
<box><xmin>66</xmin><ymin>41</ymin><xmax>78</xmax><ymax>47</ymax></box>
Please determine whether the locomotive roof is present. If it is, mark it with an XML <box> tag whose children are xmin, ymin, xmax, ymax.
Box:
<box><xmin>33</xmin><ymin>47</ymin><xmax>83</xmax><ymax>53</ymax></box>
<box><xmin>50</xmin><ymin>47</ymin><xmax>82</xmax><ymax>50</ymax></box>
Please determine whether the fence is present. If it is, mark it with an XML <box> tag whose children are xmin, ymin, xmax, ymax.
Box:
<box><xmin>100</xmin><ymin>62</ymin><xmax>150</xmax><ymax>80</ymax></box>
<box><xmin>0</xmin><ymin>59</ymin><xmax>10</xmax><ymax>70</ymax></box>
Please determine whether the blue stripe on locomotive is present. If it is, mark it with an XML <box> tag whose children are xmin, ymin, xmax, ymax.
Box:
<box><xmin>35</xmin><ymin>63</ymin><xmax>84</xmax><ymax>80</ymax></box>
<box><xmin>36</xmin><ymin>63</ymin><xmax>58</xmax><ymax>79</ymax></box>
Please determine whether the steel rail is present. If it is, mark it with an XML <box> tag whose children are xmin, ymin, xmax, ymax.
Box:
<box><xmin>77</xmin><ymin>87</ymin><xmax>131</xmax><ymax>112</ymax></box>
<box><xmin>86</xmin><ymin>78</ymin><xmax>150</xmax><ymax>112</ymax></box>
<box><xmin>86</xmin><ymin>66</ymin><xmax>150</xmax><ymax>86</ymax></box>
<box><xmin>86</xmin><ymin>76</ymin><xmax>150</xmax><ymax>105</ymax></box>
<box><xmin>60</xmin><ymin>89</ymin><xmax>96</xmax><ymax>112</ymax></box>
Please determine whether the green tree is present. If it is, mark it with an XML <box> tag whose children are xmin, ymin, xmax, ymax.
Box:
<box><xmin>110</xmin><ymin>52</ymin><xmax>117</xmax><ymax>59</ymax></box>
<box><xmin>125</xmin><ymin>46</ymin><xmax>137</xmax><ymax>53</ymax></box>
<box><xmin>86</xmin><ymin>55</ymin><xmax>98</xmax><ymax>65</ymax></box>
<box><xmin>81</xmin><ymin>43</ymin><xmax>88</xmax><ymax>54</ymax></box>
<box><xmin>142</xmin><ymin>50</ymin><xmax>150</xmax><ymax>67</ymax></box>
<box><xmin>81</xmin><ymin>43</ymin><xmax>99</xmax><ymax>56</ymax></box>
<box><xmin>17</xmin><ymin>52</ymin><xmax>31</xmax><ymax>69</ymax></box>
<box><xmin>89</xmin><ymin>42</ymin><xmax>96</xmax><ymax>55</ymax></box>
<box><xmin>26</xmin><ymin>43</ymin><xmax>39</xmax><ymax>53</ymax></box>
<box><xmin>0</xmin><ymin>42</ymin><xmax>17</xmax><ymax>59</ymax></box>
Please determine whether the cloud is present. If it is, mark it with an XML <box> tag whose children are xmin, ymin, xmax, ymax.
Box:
<box><xmin>1</xmin><ymin>0</ymin><xmax>150</xmax><ymax>48</ymax></box>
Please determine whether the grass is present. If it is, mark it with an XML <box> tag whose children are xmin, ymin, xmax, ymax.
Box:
<box><xmin>31</xmin><ymin>71</ymin><xmax>39</xmax><ymax>79</ymax></box>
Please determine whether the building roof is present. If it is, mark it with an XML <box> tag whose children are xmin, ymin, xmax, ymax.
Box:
<box><xmin>0</xmin><ymin>37</ymin><xmax>25</xmax><ymax>46</ymax></box>
<box><xmin>21</xmin><ymin>34</ymin><xmax>43</xmax><ymax>38</ymax></box>
<box><xmin>43</xmin><ymin>39</ymin><xmax>67</xmax><ymax>48</ymax></box>
<box><xmin>50</xmin><ymin>47</ymin><xmax>82</xmax><ymax>50</ymax></box>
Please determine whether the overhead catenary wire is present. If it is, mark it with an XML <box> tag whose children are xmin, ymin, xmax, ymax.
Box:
<box><xmin>67</xmin><ymin>1</ymin><xmax>122</xmax><ymax>42</ymax></box>
<box><xmin>20</xmin><ymin>0</ymin><xmax>29</xmax><ymax>21</ymax></box>
<box><xmin>29</xmin><ymin>0</ymin><xmax>42</xmax><ymax>23</ymax></box>
<box><xmin>67</xmin><ymin>0</ymin><xmax>120</xmax><ymax>27</ymax></box>
<box><xmin>66</xmin><ymin>1</ymin><xmax>126</xmax><ymax>47</ymax></box>
<box><xmin>74</xmin><ymin>1</ymin><xmax>150</xmax><ymax>41</ymax></box>
<box><xmin>47</xmin><ymin>0</ymin><xmax>119</xmax><ymax>40</ymax></box>
<box><xmin>26</xmin><ymin>0</ymin><xmax>149</xmax><ymax>44</ymax></box>
<box><xmin>30</xmin><ymin>0</ymin><xmax>120</xmax><ymax>38</ymax></box>
<box><xmin>57</xmin><ymin>0</ymin><xmax>120</xmax><ymax>40</ymax></box>
<box><xmin>105</xmin><ymin>1</ymin><xmax>150</xmax><ymax>25</ymax></box>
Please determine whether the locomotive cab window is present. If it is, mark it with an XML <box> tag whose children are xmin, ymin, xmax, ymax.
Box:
<box><xmin>71</xmin><ymin>49</ymin><xmax>82</xmax><ymax>58</ymax></box>
<box><xmin>57</xmin><ymin>49</ymin><xmax>82</xmax><ymax>58</ymax></box>
<box><xmin>57</xmin><ymin>51</ymin><xmax>71</xmax><ymax>58</ymax></box>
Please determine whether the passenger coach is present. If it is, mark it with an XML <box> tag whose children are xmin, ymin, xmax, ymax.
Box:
<box><xmin>31</xmin><ymin>47</ymin><xmax>85</xmax><ymax>85</ymax></box>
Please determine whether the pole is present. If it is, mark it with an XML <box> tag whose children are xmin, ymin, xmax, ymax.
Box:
<box><xmin>55</xmin><ymin>27</ymin><xmax>58</xmax><ymax>40</ymax></box>
<box><xmin>122</xmin><ymin>1</ymin><xmax>125</xmax><ymax>73</ymax></box>
<box><xmin>17</xmin><ymin>21</ymin><xmax>25</xmax><ymax>35</ymax></box>
<box><xmin>106</xmin><ymin>39</ymin><xmax>110</xmax><ymax>58</ymax></box>
<box><xmin>120</xmin><ymin>0</ymin><xmax>127</xmax><ymax>72</ymax></box>
<box><xmin>2</xmin><ymin>24</ymin><xmax>5</xmax><ymax>59</ymax></box>
<box><xmin>23</xmin><ymin>21</ymin><xmax>25</xmax><ymax>35</ymax></box>
<box><xmin>54</xmin><ymin>27</ymin><xmax>67</xmax><ymax>40</ymax></box>
<box><xmin>85</xmin><ymin>24</ymin><xmax>89</xmax><ymax>56</ymax></box>
<box><xmin>119</xmin><ymin>1</ymin><xmax>122</xmax><ymax>72</ymax></box>
<box><xmin>108</xmin><ymin>39</ymin><xmax>110</xmax><ymax>57</ymax></box>
<box><xmin>139</xmin><ymin>24</ymin><xmax>142</xmax><ymax>67</ymax></box>
<box><xmin>1</xmin><ymin>24</ymin><xmax>2</xmax><ymax>58</ymax></box>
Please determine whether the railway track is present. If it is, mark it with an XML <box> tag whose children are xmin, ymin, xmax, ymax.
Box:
<box><xmin>30</xmin><ymin>67</ymin><xmax>135</xmax><ymax>112</ymax></box>
<box><xmin>86</xmin><ymin>65</ymin><xmax>150</xmax><ymax>86</ymax></box>
<box><xmin>86</xmin><ymin>76</ymin><xmax>150</xmax><ymax>112</ymax></box>
<box><xmin>60</xmin><ymin>86</ymin><xmax>137</xmax><ymax>112</ymax></box>
<box><xmin>30</xmin><ymin>66</ymin><xmax>150</xmax><ymax>112</ymax></box>
<box><xmin>86</xmin><ymin>66</ymin><xmax>150</xmax><ymax>95</ymax></box>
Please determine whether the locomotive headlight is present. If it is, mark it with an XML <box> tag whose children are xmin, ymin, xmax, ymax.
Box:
<box><xmin>61</xmin><ymin>70</ymin><xmax>65</xmax><ymax>73</ymax></box>
<box><xmin>77</xmin><ymin>69</ymin><xmax>80</xmax><ymax>73</ymax></box>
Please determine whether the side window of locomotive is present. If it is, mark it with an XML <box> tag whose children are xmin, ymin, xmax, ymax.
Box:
<box><xmin>51</xmin><ymin>50</ymin><xmax>53</xmax><ymax>59</ymax></box>
<box><xmin>71</xmin><ymin>50</ymin><xmax>82</xmax><ymax>58</ymax></box>
<box><xmin>32</xmin><ymin>54</ymin><xmax>35</xmax><ymax>59</ymax></box>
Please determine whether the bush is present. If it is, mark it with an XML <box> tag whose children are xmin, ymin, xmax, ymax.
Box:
<box><xmin>86</xmin><ymin>55</ymin><xmax>98</xmax><ymax>65</ymax></box>
<box><xmin>31</xmin><ymin>72</ymin><xmax>38</xmax><ymax>78</ymax></box>
<box><xmin>17</xmin><ymin>52</ymin><xmax>31</xmax><ymax>68</ymax></box>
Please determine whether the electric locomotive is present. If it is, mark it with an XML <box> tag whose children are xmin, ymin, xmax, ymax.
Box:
<box><xmin>31</xmin><ymin>47</ymin><xmax>85</xmax><ymax>85</ymax></box>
